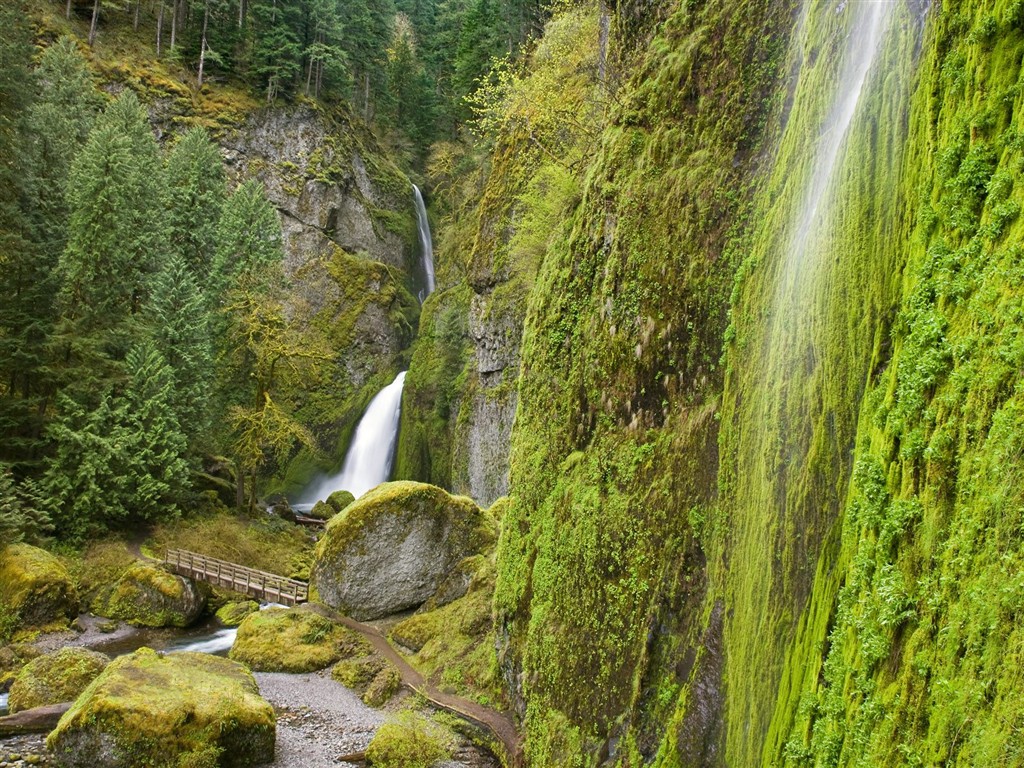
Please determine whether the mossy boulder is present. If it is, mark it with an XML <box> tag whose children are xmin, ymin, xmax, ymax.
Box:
<box><xmin>326</xmin><ymin>490</ymin><xmax>355</xmax><ymax>512</ymax></box>
<box><xmin>311</xmin><ymin>482</ymin><xmax>498</xmax><ymax>620</ymax></box>
<box><xmin>364</xmin><ymin>711</ymin><xmax>451</xmax><ymax>768</ymax></box>
<box><xmin>331</xmin><ymin>654</ymin><xmax>400</xmax><ymax>707</ymax></box>
<box><xmin>97</xmin><ymin>562</ymin><xmax>205</xmax><ymax>628</ymax></box>
<box><xmin>309</xmin><ymin>500</ymin><xmax>333</xmax><ymax>520</ymax></box>
<box><xmin>229</xmin><ymin>605</ymin><xmax>370</xmax><ymax>672</ymax></box>
<box><xmin>8</xmin><ymin>648</ymin><xmax>109</xmax><ymax>714</ymax></box>
<box><xmin>215</xmin><ymin>601</ymin><xmax>259</xmax><ymax>627</ymax></box>
<box><xmin>47</xmin><ymin>648</ymin><xmax>275</xmax><ymax>768</ymax></box>
<box><xmin>0</xmin><ymin>544</ymin><xmax>79</xmax><ymax>631</ymax></box>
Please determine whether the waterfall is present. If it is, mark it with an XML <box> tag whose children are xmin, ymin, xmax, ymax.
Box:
<box><xmin>413</xmin><ymin>184</ymin><xmax>436</xmax><ymax>298</ymax></box>
<box><xmin>302</xmin><ymin>371</ymin><xmax>407</xmax><ymax>503</ymax></box>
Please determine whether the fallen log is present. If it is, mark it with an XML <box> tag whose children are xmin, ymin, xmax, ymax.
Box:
<box><xmin>0</xmin><ymin>702</ymin><xmax>71</xmax><ymax>736</ymax></box>
<box><xmin>336</xmin><ymin>751</ymin><xmax>366</xmax><ymax>764</ymax></box>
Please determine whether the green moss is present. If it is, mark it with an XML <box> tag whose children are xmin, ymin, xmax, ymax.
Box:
<box><xmin>47</xmin><ymin>648</ymin><xmax>275</xmax><ymax>768</ymax></box>
<box><xmin>364</xmin><ymin>711</ymin><xmax>452</xmax><ymax>768</ymax></box>
<box><xmin>332</xmin><ymin>654</ymin><xmax>387</xmax><ymax>689</ymax></box>
<box><xmin>390</xmin><ymin>558</ymin><xmax>503</xmax><ymax>707</ymax></box>
<box><xmin>363</xmin><ymin>665</ymin><xmax>401</xmax><ymax>708</ymax></box>
<box><xmin>0</xmin><ymin>543</ymin><xmax>79</xmax><ymax>636</ymax></box>
<box><xmin>97</xmin><ymin>562</ymin><xmax>205</xmax><ymax>628</ymax></box>
<box><xmin>229</xmin><ymin>606</ymin><xmax>370</xmax><ymax>672</ymax></box>
<box><xmin>147</xmin><ymin>511</ymin><xmax>312</xmax><ymax>580</ymax></box>
<box><xmin>215</xmin><ymin>601</ymin><xmax>259</xmax><ymax>628</ymax></box>
<box><xmin>326</xmin><ymin>490</ymin><xmax>355</xmax><ymax>512</ymax></box>
<box><xmin>8</xmin><ymin>647</ymin><xmax>109</xmax><ymax>713</ymax></box>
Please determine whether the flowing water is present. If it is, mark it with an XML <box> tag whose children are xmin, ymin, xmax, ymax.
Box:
<box><xmin>413</xmin><ymin>184</ymin><xmax>436</xmax><ymax>299</ymax></box>
<box><xmin>0</xmin><ymin>692</ymin><xmax>7</xmax><ymax>716</ymax></box>
<box><xmin>299</xmin><ymin>371</ymin><xmax>408</xmax><ymax>503</ymax></box>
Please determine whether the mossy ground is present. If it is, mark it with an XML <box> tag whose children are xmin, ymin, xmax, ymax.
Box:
<box><xmin>147</xmin><ymin>511</ymin><xmax>313</xmax><ymax>580</ymax></box>
<box><xmin>229</xmin><ymin>606</ymin><xmax>370</xmax><ymax>673</ymax></box>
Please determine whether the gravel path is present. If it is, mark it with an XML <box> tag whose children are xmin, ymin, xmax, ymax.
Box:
<box><xmin>255</xmin><ymin>671</ymin><xmax>384</xmax><ymax>767</ymax></box>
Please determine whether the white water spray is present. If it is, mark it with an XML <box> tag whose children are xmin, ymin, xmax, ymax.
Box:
<box><xmin>413</xmin><ymin>184</ymin><xmax>436</xmax><ymax>299</ymax></box>
<box><xmin>167</xmin><ymin>627</ymin><xmax>239</xmax><ymax>655</ymax></box>
<box><xmin>780</xmin><ymin>0</ymin><xmax>893</xmax><ymax>289</ymax></box>
<box><xmin>303</xmin><ymin>371</ymin><xmax>407</xmax><ymax>502</ymax></box>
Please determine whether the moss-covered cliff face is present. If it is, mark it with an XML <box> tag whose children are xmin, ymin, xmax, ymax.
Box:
<box><xmin>479</xmin><ymin>0</ymin><xmax>1024</xmax><ymax>764</ymax></box>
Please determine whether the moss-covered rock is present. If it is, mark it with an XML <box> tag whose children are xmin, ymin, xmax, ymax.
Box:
<box><xmin>97</xmin><ymin>562</ymin><xmax>205</xmax><ymax>628</ymax></box>
<box><xmin>362</xmin><ymin>665</ymin><xmax>401</xmax><ymax>708</ymax></box>
<box><xmin>229</xmin><ymin>605</ymin><xmax>369</xmax><ymax>672</ymax></box>
<box><xmin>330</xmin><ymin>654</ymin><xmax>400</xmax><ymax>707</ymax></box>
<box><xmin>215</xmin><ymin>601</ymin><xmax>259</xmax><ymax>627</ymax></box>
<box><xmin>364</xmin><ymin>711</ymin><xmax>451</xmax><ymax>768</ymax></box>
<box><xmin>0</xmin><ymin>644</ymin><xmax>41</xmax><ymax>692</ymax></box>
<box><xmin>311</xmin><ymin>482</ymin><xmax>498</xmax><ymax>620</ymax></box>
<box><xmin>326</xmin><ymin>490</ymin><xmax>355</xmax><ymax>512</ymax></box>
<box><xmin>309</xmin><ymin>500</ymin><xmax>333</xmax><ymax>520</ymax></box>
<box><xmin>0</xmin><ymin>544</ymin><xmax>79</xmax><ymax>632</ymax></box>
<box><xmin>47</xmin><ymin>648</ymin><xmax>275</xmax><ymax>768</ymax></box>
<box><xmin>8</xmin><ymin>648</ymin><xmax>109</xmax><ymax>714</ymax></box>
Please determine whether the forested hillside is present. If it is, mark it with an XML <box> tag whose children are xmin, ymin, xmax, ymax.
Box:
<box><xmin>4</xmin><ymin>0</ymin><xmax>1024</xmax><ymax>766</ymax></box>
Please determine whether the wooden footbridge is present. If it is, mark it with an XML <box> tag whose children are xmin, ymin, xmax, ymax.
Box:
<box><xmin>163</xmin><ymin>549</ymin><xmax>308</xmax><ymax>606</ymax></box>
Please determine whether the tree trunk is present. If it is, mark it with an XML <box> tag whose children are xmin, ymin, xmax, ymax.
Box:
<box><xmin>363</xmin><ymin>72</ymin><xmax>370</xmax><ymax>122</ymax></box>
<box><xmin>238</xmin><ymin>0</ymin><xmax>246</xmax><ymax>27</ymax></box>
<box><xmin>89</xmin><ymin>0</ymin><xmax>100</xmax><ymax>45</ymax></box>
<box><xmin>156</xmin><ymin>0</ymin><xmax>164</xmax><ymax>55</ymax></box>
<box><xmin>305</xmin><ymin>56</ymin><xmax>314</xmax><ymax>96</ymax></box>
<box><xmin>65</xmin><ymin>0</ymin><xmax>72</xmax><ymax>20</ymax></box>
<box><xmin>197</xmin><ymin>0</ymin><xmax>210</xmax><ymax>88</ymax></box>
<box><xmin>134</xmin><ymin>0</ymin><xmax>141</xmax><ymax>31</ymax></box>
<box><xmin>170</xmin><ymin>0</ymin><xmax>178</xmax><ymax>50</ymax></box>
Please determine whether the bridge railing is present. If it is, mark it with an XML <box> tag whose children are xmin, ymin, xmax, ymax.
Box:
<box><xmin>163</xmin><ymin>548</ymin><xmax>308</xmax><ymax>606</ymax></box>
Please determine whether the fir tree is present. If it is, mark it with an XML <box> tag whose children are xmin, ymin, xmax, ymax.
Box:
<box><xmin>250</xmin><ymin>0</ymin><xmax>302</xmax><ymax>102</ymax></box>
<box><xmin>147</xmin><ymin>254</ymin><xmax>214</xmax><ymax>453</ymax></box>
<box><xmin>54</xmin><ymin>92</ymin><xmax>166</xmax><ymax>391</ymax></box>
<box><xmin>165</xmin><ymin>127</ymin><xmax>226</xmax><ymax>280</ymax></box>
<box><xmin>0</xmin><ymin>466</ymin><xmax>54</xmax><ymax>545</ymax></box>
<box><xmin>212</xmin><ymin>180</ymin><xmax>285</xmax><ymax>292</ymax></box>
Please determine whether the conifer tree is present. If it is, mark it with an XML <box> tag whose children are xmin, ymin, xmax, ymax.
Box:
<box><xmin>147</xmin><ymin>254</ymin><xmax>214</xmax><ymax>453</ymax></box>
<box><xmin>0</xmin><ymin>466</ymin><xmax>54</xmax><ymax>545</ymax></box>
<box><xmin>165</xmin><ymin>127</ymin><xmax>226</xmax><ymax>280</ymax></box>
<box><xmin>250</xmin><ymin>0</ymin><xmax>302</xmax><ymax>102</ymax></box>
<box><xmin>55</xmin><ymin>92</ymin><xmax>166</xmax><ymax>390</ymax></box>
<box><xmin>0</xmin><ymin>3</ymin><xmax>42</xmax><ymax>466</ymax></box>
<box><xmin>304</xmin><ymin>0</ymin><xmax>347</xmax><ymax>98</ymax></box>
<box><xmin>44</xmin><ymin>344</ymin><xmax>189</xmax><ymax>537</ymax></box>
<box><xmin>212</xmin><ymin>180</ymin><xmax>285</xmax><ymax>292</ymax></box>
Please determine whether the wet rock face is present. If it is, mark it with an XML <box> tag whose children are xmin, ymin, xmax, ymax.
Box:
<box><xmin>311</xmin><ymin>482</ymin><xmax>499</xmax><ymax>621</ymax></box>
<box><xmin>220</xmin><ymin>106</ymin><xmax>410</xmax><ymax>275</ymax></box>
<box><xmin>47</xmin><ymin>649</ymin><xmax>275</xmax><ymax>768</ymax></box>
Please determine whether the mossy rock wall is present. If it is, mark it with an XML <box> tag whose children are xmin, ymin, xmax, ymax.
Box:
<box><xmin>48</xmin><ymin>648</ymin><xmax>275</xmax><ymax>768</ymax></box>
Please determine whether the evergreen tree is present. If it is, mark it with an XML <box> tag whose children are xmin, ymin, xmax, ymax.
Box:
<box><xmin>165</xmin><ymin>127</ymin><xmax>226</xmax><ymax>280</ymax></box>
<box><xmin>0</xmin><ymin>466</ymin><xmax>54</xmax><ymax>545</ymax></box>
<box><xmin>340</xmin><ymin>0</ymin><xmax>393</xmax><ymax>119</ymax></box>
<box><xmin>250</xmin><ymin>0</ymin><xmax>302</xmax><ymax>102</ymax></box>
<box><xmin>0</xmin><ymin>3</ymin><xmax>42</xmax><ymax>467</ymax></box>
<box><xmin>212</xmin><ymin>180</ymin><xmax>285</xmax><ymax>292</ymax></box>
<box><xmin>44</xmin><ymin>344</ymin><xmax>189</xmax><ymax>537</ymax></box>
<box><xmin>452</xmin><ymin>0</ymin><xmax>503</xmax><ymax>105</ymax></box>
<box><xmin>304</xmin><ymin>0</ymin><xmax>347</xmax><ymax>98</ymax></box>
<box><xmin>54</xmin><ymin>92</ymin><xmax>166</xmax><ymax>391</ymax></box>
<box><xmin>147</xmin><ymin>254</ymin><xmax>214</xmax><ymax>453</ymax></box>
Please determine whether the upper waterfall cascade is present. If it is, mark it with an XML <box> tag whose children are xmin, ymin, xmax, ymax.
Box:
<box><xmin>414</xmin><ymin>184</ymin><xmax>436</xmax><ymax>299</ymax></box>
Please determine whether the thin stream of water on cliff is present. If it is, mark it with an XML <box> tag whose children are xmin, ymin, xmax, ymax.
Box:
<box><xmin>414</xmin><ymin>184</ymin><xmax>436</xmax><ymax>299</ymax></box>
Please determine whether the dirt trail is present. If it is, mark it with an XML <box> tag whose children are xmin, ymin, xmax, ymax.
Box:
<box><xmin>332</xmin><ymin>613</ymin><xmax>523</xmax><ymax>767</ymax></box>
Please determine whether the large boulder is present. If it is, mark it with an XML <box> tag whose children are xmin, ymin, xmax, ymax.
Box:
<box><xmin>215</xmin><ymin>600</ymin><xmax>259</xmax><ymax>627</ymax></box>
<box><xmin>0</xmin><ymin>544</ymin><xmax>79</xmax><ymax>631</ymax></box>
<box><xmin>97</xmin><ymin>562</ymin><xmax>205</xmax><ymax>628</ymax></box>
<box><xmin>311</xmin><ymin>481</ymin><xmax>499</xmax><ymax>620</ymax></box>
<box><xmin>229</xmin><ymin>605</ymin><xmax>370</xmax><ymax>672</ymax></box>
<box><xmin>48</xmin><ymin>648</ymin><xmax>275</xmax><ymax>768</ymax></box>
<box><xmin>8</xmin><ymin>648</ymin><xmax>109</xmax><ymax>713</ymax></box>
